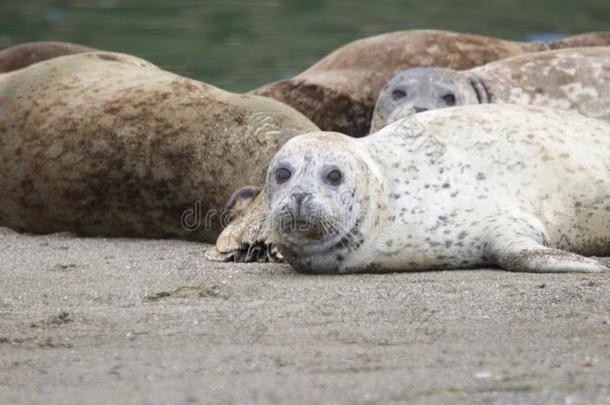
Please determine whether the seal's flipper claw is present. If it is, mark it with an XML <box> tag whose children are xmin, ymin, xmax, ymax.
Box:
<box><xmin>254</xmin><ymin>243</ymin><xmax>269</xmax><ymax>262</ymax></box>
<box><xmin>245</xmin><ymin>243</ymin><xmax>262</xmax><ymax>263</ymax></box>
<box><xmin>224</xmin><ymin>242</ymin><xmax>270</xmax><ymax>263</ymax></box>
<box><xmin>267</xmin><ymin>245</ymin><xmax>282</xmax><ymax>262</ymax></box>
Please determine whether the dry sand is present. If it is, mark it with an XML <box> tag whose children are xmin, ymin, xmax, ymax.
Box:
<box><xmin>1</xmin><ymin>226</ymin><xmax>609</xmax><ymax>404</ymax></box>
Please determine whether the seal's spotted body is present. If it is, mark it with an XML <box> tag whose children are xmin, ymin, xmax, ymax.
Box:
<box><xmin>262</xmin><ymin>104</ymin><xmax>609</xmax><ymax>273</ymax></box>
<box><xmin>371</xmin><ymin>47</ymin><xmax>610</xmax><ymax>132</ymax></box>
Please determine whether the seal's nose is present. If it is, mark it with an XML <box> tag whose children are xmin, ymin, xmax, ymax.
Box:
<box><xmin>291</xmin><ymin>192</ymin><xmax>311</xmax><ymax>216</ymax></box>
<box><xmin>292</xmin><ymin>192</ymin><xmax>310</xmax><ymax>205</ymax></box>
<box><xmin>413</xmin><ymin>106</ymin><xmax>429</xmax><ymax>113</ymax></box>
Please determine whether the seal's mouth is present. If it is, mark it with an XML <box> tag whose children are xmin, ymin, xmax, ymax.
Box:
<box><xmin>277</xmin><ymin>215</ymin><xmax>332</xmax><ymax>240</ymax></box>
<box><xmin>272</xmin><ymin>209</ymin><xmax>361</xmax><ymax>257</ymax></box>
<box><xmin>272</xmin><ymin>209</ymin><xmax>345</xmax><ymax>246</ymax></box>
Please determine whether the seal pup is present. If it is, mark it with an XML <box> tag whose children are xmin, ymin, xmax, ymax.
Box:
<box><xmin>0</xmin><ymin>41</ymin><xmax>96</xmax><ymax>73</ymax></box>
<box><xmin>212</xmin><ymin>104</ymin><xmax>609</xmax><ymax>273</ymax></box>
<box><xmin>371</xmin><ymin>47</ymin><xmax>610</xmax><ymax>132</ymax></box>
<box><xmin>251</xmin><ymin>30</ymin><xmax>549</xmax><ymax>137</ymax></box>
<box><xmin>0</xmin><ymin>52</ymin><xmax>318</xmax><ymax>242</ymax></box>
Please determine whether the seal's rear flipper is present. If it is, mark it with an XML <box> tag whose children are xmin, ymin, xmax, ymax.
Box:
<box><xmin>497</xmin><ymin>248</ymin><xmax>609</xmax><ymax>273</ymax></box>
<box><xmin>482</xmin><ymin>214</ymin><xmax>608</xmax><ymax>273</ymax></box>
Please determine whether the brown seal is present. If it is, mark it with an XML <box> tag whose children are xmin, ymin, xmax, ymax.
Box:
<box><xmin>0</xmin><ymin>52</ymin><xmax>318</xmax><ymax>242</ymax></box>
<box><xmin>550</xmin><ymin>32</ymin><xmax>610</xmax><ymax>49</ymax></box>
<box><xmin>370</xmin><ymin>47</ymin><xmax>610</xmax><ymax>131</ymax></box>
<box><xmin>251</xmin><ymin>29</ymin><xmax>549</xmax><ymax>137</ymax></box>
<box><xmin>0</xmin><ymin>41</ymin><xmax>96</xmax><ymax>73</ymax></box>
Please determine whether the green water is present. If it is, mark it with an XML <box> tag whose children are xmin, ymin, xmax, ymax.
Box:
<box><xmin>1</xmin><ymin>0</ymin><xmax>608</xmax><ymax>92</ymax></box>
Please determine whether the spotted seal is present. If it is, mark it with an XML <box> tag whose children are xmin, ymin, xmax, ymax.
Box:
<box><xmin>212</xmin><ymin>104</ymin><xmax>609</xmax><ymax>273</ymax></box>
<box><xmin>0</xmin><ymin>52</ymin><xmax>318</xmax><ymax>242</ymax></box>
<box><xmin>370</xmin><ymin>47</ymin><xmax>610</xmax><ymax>132</ymax></box>
<box><xmin>0</xmin><ymin>41</ymin><xmax>96</xmax><ymax>73</ymax></box>
<box><xmin>251</xmin><ymin>29</ymin><xmax>549</xmax><ymax>137</ymax></box>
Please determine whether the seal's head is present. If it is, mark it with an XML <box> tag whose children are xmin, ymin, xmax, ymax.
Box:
<box><xmin>370</xmin><ymin>67</ymin><xmax>487</xmax><ymax>132</ymax></box>
<box><xmin>266</xmin><ymin>132</ymin><xmax>381</xmax><ymax>273</ymax></box>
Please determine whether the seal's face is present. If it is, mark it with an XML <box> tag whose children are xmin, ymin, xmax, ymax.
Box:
<box><xmin>370</xmin><ymin>68</ymin><xmax>484</xmax><ymax>133</ymax></box>
<box><xmin>378</xmin><ymin>68</ymin><xmax>471</xmax><ymax>116</ymax></box>
<box><xmin>266</xmin><ymin>133</ymin><xmax>368</xmax><ymax>271</ymax></box>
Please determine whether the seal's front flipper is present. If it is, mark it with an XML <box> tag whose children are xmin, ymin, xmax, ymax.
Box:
<box><xmin>207</xmin><ymin>190</ymin><xmax>277</xmax><ymax>263</ymax></box>
<box><xmin>222</xmin><ymin>185</ymin><xmax>261</xmax><ymax>225</ymax></box>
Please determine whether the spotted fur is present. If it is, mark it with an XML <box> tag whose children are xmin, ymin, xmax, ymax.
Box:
<box><xmin>371</xmin><ymin>47</ymin><xmax>610</xmax><ymax>132</ymax></box>
<box><xmin>264</xmin><ymin>104</ymin><xmax>609</xmax><ymax>273</ymax></box>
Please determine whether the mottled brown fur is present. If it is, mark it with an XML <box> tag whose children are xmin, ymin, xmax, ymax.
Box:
<box><xmin>0</xmin><ymin>52</ymin><xmax>318</xmax><ymax>242</ymax></box>
<box><xmin>550</xmin><ymin>32</ymin><xmax>610</xmax><ymax>49</ymax></box>
<box><xmin>251</xmin><ymin>30</ymin><xmax>549</xmax><ymax>137</ymax></box>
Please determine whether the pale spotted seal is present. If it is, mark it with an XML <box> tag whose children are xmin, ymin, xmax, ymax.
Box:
<box><xmin>251</xmin><ymin>30</ymin><xmax>549</xmax><ymax>137</ymax></box>
<box><xmin>371</xmin><ymin>47</ymin><xmax>610</xmax><ymax>132</ymax></box>
<box><xmin>0</xmin><ymin>52</ymin><xmax>318</xmax><ymax>242</ymax></box>
<box><xmin>212</xmin><ymin>104</ymin><xmax>609</xmax><ymax>273</ymax></box>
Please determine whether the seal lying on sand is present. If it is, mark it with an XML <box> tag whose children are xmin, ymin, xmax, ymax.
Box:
<box><xmin>210</xmin><ymin>104</ymin><xmax>609</xmax><ymax>273</ymax></box>
<box><xmin>0</xmin><ymin>52</ymin><xmax>317</xmax><ymax>242</ymax></box>
<box><xmin>370</xmin><ymin>47</ymin><xmax>610</xmax><ymax>132</ymax></box>
<box><xmin>0</xmin><ymin>41</ymin><xmax>96</xmax><ymax>73</ymax></box>
<box><xmin>251</xmin><ymin>30</ymin><xmax>549</xmax><ymax>137</ymax></box>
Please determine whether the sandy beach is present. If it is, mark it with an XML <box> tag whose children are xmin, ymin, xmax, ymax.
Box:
<box><xmin>1</xmin><ymin>226</ymin><xmax>609</xmax><ymax>404</ymax></box>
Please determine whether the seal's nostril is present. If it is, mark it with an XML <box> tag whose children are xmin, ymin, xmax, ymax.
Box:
<box><xmin>291</xmin><ymin>192</ymin><xmax>311</xmax><ymax>218</ymax></box>
<box><xmin>292</xmin><ymin>192</ymin><xmax>310</xmax><ymax>206</ymax></box>
<box><xmin>413</xmin><ymin>106</ymin><xmax>428</xmax><ymax>113</ymax></box>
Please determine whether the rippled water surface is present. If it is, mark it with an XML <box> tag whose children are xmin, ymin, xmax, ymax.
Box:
<box><xmin>1</xmin><ymin>0</ymin><xmax>608</xmax><ymax>91</ymax></box>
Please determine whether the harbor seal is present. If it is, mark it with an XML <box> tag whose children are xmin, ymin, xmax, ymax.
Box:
<box><xmin>0</xmin><ymin>52</ymin><xmax>318</xmax><ymax>242</ymax></box>
<box><xmin>550</xmin><ymin>32</ymin><xmax>610</xmax><ymax>49</ymax></box>
<box><xmin>211</xmin><ymin>104</ymin><xmax>609</xmax><ymax>273</ymax></box>
<box><xmin>0</xmin><ymin>41</ymin><xmax>96</xmax><ymax>73</ymax></box>
<box><xmin>251</xmin><ymin>30</ymin><xmax>549</xmax><ymax>137</ymax></box>
<box><xmin>371</xmin><ymin>47</ymin><xmax>610</xmax><ymax>132</ymax></box>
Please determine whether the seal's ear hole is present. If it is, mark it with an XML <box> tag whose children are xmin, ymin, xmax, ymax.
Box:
<box><xmin>442</xmin><ymin>93</ymin><xmax>456</xmax><ymax>106</ymax></box>
<box><xmin>391</xmin><ymin>89</ymin><xmax>407</xmax><ymax>101</ymax></box>
<box><xmin>469</xmin><ymin>77</ymin><xmax>490</xmax><ymax>104</ymax></box>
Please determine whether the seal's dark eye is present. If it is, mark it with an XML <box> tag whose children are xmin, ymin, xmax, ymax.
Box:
<box><xmin>275</xmin><ymin>167</ymin><xmax>291</xmax><ymax>184</ymax></box>
<box><xmin>326</xmin><ymin>169</ymin><xmax>343</xmax><ymax>186</ymax></box>
<box><xmin>391</xmin><ymin>89</ymin><xmax>407</xmax><ymax>101</ymax></box>
<box><xmin>442</xmin><ymin>93</ymin><xmax>456</xmax><ymax>106</ymax></box>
